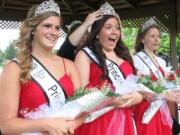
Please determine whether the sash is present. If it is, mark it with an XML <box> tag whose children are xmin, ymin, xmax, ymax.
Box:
<box><xmin>82</xmin><ymin>47</ymin><xmax>136</xmax><ymax>135</ymax></box>
<box><xmin>136</xmin><ymin>51</ymin><xmax>164</xmax><ymax>79</ymax></box>
<box><xmin>82</xmin><ymin>47</ymin><xmax>125</xmax><ymax>92</ymax></box>
<box><xmin>14</xmin><ymin>57</ymin><xmax>66</xmax><ymax>108</ymax></box>
<box><xmin>137</xmin><ymin>52</ymin><xmax>172</xmax><ymax>126</ymax></box>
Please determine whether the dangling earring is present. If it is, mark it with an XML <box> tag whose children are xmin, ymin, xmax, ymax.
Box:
<box><xmin>96</xmin><ymin>35</ymin><xmax>99</xmax><ymax>39</ymax></box>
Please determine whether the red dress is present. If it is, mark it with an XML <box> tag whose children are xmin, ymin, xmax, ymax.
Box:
<box><xmin>133</xmin><ymin>67</ymin><xmax>172</xmax><ymax>135</ymax></box>
<box><xmin>74</xmin><ymin>61</ymin><xmax>135</xmax><ymax>135</ymax></box>
<box><xmin>18</xmin><ymin>60</ymin><xmax>74</xmax><ymax>117</ymax></box>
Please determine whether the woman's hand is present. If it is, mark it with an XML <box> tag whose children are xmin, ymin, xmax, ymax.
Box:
<box><xmin>115</xmin><ymin>92</ymin><xmax>143</xmax><ymax>108</ymax></box>
<box><xmin>139</xmin><ymin>91</ymin><xmax>157</xmax><ymax>102</ymax></box>
<box><xmin>67</xmin><ymin>115</ymin><xmax>87</xmax><ymax>134</ymax></box>
<box><xmin>82</xmin><ymin>10</ymin><xmax>103</xmax><ymax>28</ymax></box>
<box><xmin>160</xmin><ymin>89</ymin><xmax>180</xmax><ymax>104</ymax></box>
<box><xmin>46</xmin><ymin>118</ymin><xmax>73</xmax><ymax>135</ymax></box>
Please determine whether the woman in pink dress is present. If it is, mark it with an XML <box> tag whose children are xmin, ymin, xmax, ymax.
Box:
<box><xmin>0</xmin><ymin>0</ymin><xmax>84</xmax><ymax>134</ymax></box>
<box><xmin>74</xmin><ymin>2</ymin><xmax>143</xmax><ymax>135</ymax></box>
<box><xmin>133</xmin><ymin>18</ymin><xmax>173</xmax><ymax>135</ymax></box>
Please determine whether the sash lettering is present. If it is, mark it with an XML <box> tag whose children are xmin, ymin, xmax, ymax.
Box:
<box><xmin>136</xmin><ymin>51</ymin><xmax>164</xmax><ymax>79</ymax></box>
<box><xmin>83</xmin><ymin>47</ymin><xmax>125</xmax><ymax>92</ymax></box>
<box><xmin>14</xmin><ymin>57</ymin><xmax>66</xmax><ymax>108</ymax></box>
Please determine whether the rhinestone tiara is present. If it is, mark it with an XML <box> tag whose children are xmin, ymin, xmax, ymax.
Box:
<box><xmin>99</xmin><ymin>2</ymin><xmax>122</xmax><ymax>30</ymax></box>
<box><xmin>141</xmin><ymin>18</ymin><xmax>157</xmax><ymax>32</ymax></box>
<box><xmin>34</xmin><ymin>0</ymin><xmax>60</xmax><ymax>17</ymax></box>
<box><xmin>99</xmin><ymin>2</ymin><xmax>116</xmax><ymax>16</ymax></box>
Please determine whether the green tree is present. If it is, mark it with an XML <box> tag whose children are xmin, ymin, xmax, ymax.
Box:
<box><xmin>0</xmin><ymin>50</ymin><xmax>5</xmax><ymax>64</ymax></box>
<box><xmin>122</xmin><ymin>27</ymin><xmax>180</xmax><ymax>57</ymax></box>
<box><xmin>4</xmin><ymin>42</ymin><xmax>17</xmax><ymax>60</ymax></box>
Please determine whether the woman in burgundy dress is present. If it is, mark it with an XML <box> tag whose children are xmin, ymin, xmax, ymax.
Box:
<box><xmin>133</xmin><ymin>18</ymin><xmax>173</xmax><ymax>135</ymax></box>
<box><xmin>0</xmin><ymin>0</ymin><xmax>84</xmax><ymax>134</ymax></box>
<box><xmin>74</xmin><ymin>2</ymin><xmax>143</xmax><ymax>135</ymax></box>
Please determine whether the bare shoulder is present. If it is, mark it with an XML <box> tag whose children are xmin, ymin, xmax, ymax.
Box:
<box><xmin>0</xmin><ymin>60</ymin><xmax>21</xmax><ymax>91</ymax></box>
<box><xmin>75</xmin><ymin>50</ymin><xmax>91</xmax><ymax>62</ymax></box>
<box><xmin>1</xmin><ymin>60</ymin><xmax>21</xmax><ymax>77</ymax></box>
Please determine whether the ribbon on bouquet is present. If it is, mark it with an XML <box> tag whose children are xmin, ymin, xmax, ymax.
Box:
<box><xmin>142</xmin><ymin>99</ymin><xmax>172</xmax><ymax>128</ymax></box>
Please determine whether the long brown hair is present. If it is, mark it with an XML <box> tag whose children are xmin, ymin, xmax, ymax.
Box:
<box><xmin>16</xmin><ymin>4</ymin><xmax>60</xmax><ymax>83</ymax></box>
<box><xmin>134</xmin><ymin>24</ymin><xmax>160</xmax><ymax>53</ymax></box>
<box><xmin>78</xmin><ymin>15</ymin><xmax>136</xmax><ymax>79</ymax></box>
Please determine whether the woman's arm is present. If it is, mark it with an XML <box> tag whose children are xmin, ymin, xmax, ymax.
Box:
<box><xmin>65</xmin><ymin>58</ymin><xmax>80</xmax><ymax>90</ymax></box>
<box><xmin>0</xmin><ymin>62</ymin><xmax>72</xmax><ymax>135</ymax></box>
<box><xmin>74</xmin><ymin>50</ymin><xmax>91</xmax><ymax>87</ymax></box>
<box><xmin>69</xmin><ymin>10</ymin><xmax>102</xmax><ymax>46</ymax></box>
<box><xmin>161</xmin><ymin>90</ymin><xmax>180</xmax><ymax>104</ymax></box>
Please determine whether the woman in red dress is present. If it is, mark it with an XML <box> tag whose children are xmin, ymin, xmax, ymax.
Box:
<box><xmin>133</xmin><ymin>18</ymin><xmax>173</xmax><ymax>135</ymax></box>
<box><xmin>0</xmin><ymin>0</ymin><xmax>84</xmax><ymax>134</ymax></box>
<box><xmin>74</xmin><ymin>2</ymin><xmax>143</xmax><ymax>135</ymax></box>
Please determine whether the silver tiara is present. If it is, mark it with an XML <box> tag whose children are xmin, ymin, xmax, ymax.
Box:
<box><xmin>99</xmin><ymin>2</ymin><xmax>116</xmax><ymax>16</ymax></box>
<box><xmin>99</xmin><ymin>2</ymin><xmax>122</xmax><ymax>30</ymax></box>
<box><xmin>35</xmin><ymin>0</ymin><xmax>60</xmax><ymax>17</ymax></box>
<box><xmin>141</xmin><ymin>18</ymin><xmax>157</xmax><ymax>32</ymax></box>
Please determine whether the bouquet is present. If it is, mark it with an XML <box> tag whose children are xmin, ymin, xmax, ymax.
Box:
<box><xmin>57</xmin><ymin>84</ymin><xmax>121</xmax><ymax>121</ymax></box>
<box><xmin>138</xmin><ymin>70</ymin><xmax>179</xmax><ymax>96</ymax></box>
<box><xmin>138</xmin><ymin>71</ymin><xmax>180</xmax><ymax>124</ymax></box>
<box><xmin>138</xmin><ymin>74</ymin><xmax>166</xmax><ymax>94</ymax></box>
<box><xmin>175</xmin><ymin>68</ymin><xmax>180</xmax><ymax>86</ymax></box>
<box><xmin>22</xmin><ymin>84</ymin><xmax>122</xmax><ymax>135</ymax></box>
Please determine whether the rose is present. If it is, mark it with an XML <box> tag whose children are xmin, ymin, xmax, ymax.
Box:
<box><xmin>175</xmin><ymin>68</ymin><xmax>180</xmax><ymax>77</ymax></box>
<box><xmin>167</xmin><ymin>73</ymin><xmax>175</xmax><ymax>81</ymax></box>
<box><xmin>150</xmin><ymin>74</ymin><xmax>158</xmax><ymax>81</ymax></box>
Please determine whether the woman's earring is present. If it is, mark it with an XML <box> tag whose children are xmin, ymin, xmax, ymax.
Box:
<box><xmin>96</xmin><ymin>35</ymin><xmax>99</xmax><ymax>39</ymax></box>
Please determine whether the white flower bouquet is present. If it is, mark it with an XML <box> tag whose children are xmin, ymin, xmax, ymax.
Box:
<box><xmin>22</xmin><ymin>84</ymin><xmax>122</xmax><ymax>135</ymax></box>
<box><xmin>137</xmin><ymin>71</ymin><xmax>180</xmax><ymax>124</ymax></box>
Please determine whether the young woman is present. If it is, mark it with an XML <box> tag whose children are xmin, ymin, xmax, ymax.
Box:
<box><xmin>0</xmin><ymin>0</ymin><xmax>84</xmax><ymax>134</ymax></box>
<box><xmin>74</xmin><ymin>2</ymin><xmax>143</xmax><ymax>135</ymax></box>
<box><xmin>133</xmin><ymin>18</ymin><xmax>173</xmax><ymax>135</ymax></box>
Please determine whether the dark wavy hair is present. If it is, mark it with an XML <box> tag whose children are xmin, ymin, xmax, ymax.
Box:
<box><xmin>78</xmin><ymin>15</ymin><xmax>136</xmax><ymax>79</ymax></box>
<box><xmin>134</xmin><ymin>24</ymin><xmax>160</xmax><ymax>53</ymax></box>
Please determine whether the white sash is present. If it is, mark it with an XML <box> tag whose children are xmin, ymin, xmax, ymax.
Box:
<box><xmin>136</xmin><ymin>51</ymin><xmax>164</xmax><ymax>79</ymax></box>
<box><xmin>14</xmin><ymin>57</ymin><xmax>66</xmax><ymax>108</ymax></box>
<box><xmin>83</xmin><ymin>47</ymin><xmax>125</xmax><ymax>92</ymax></box>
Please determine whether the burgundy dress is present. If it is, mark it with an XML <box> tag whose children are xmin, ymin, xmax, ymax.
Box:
<box><xmin>74</xmin><ymin>61</ymin><xmax>135</xmax><ymax>135</ymax></box>
<box><xmin>18</xmin><ymin>60</ymin><xmax>74</xmax><ymax>118</ymax></box>
<box><xmin>133</xmin><ymin>67</ymin><xmax>172</xmax><ymax>135</ymax></box>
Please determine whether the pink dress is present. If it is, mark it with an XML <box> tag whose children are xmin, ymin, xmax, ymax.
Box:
<box><xmin>74</xmin><ymin>61</ymin><xmax>135</xmax><ymax>135</ymax></box>
<box><xmin>18</xmin><ymin>60</ymin><xmax>74</xmax><ymax>118</ymax></box>
<box><xmin>133</xmin><ymin>66</ymin><xmax>172</xmax><ymax>135</ymax></box>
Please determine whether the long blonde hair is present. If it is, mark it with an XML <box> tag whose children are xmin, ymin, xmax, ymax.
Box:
<box><xmin>16</xmin><ymin>4</ymin><xmax>60</xmax><ymax>83</ymax></box>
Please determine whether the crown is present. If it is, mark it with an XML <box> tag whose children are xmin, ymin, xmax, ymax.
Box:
<box><xmin>34</xmin><ymin>0</ymin><xmax>60</xmax><ymax>17</ymax></box>
<box><xmin>99</xmin><ymin>2</ymin><xmax>122</xmax><ymax>30</ymax></box>
<box><xmin>141</xmin><ymin>18</ymin><xmax>157</xmax><ymax>32</ymax></box>
<box><xmin>99</xmin><ymin>2</ymin><xmax>116</xmax><ymax>16</ymax></box>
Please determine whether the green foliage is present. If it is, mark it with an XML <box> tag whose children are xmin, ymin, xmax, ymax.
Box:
<box><xmin>123</xmin><ymin>28</ymin><xmax>180</xmax><ymax>57</ymax></box>
<box><xmin>176</xmin><ymin>33</ymin><xmax>180</xmax><ymax>56</ymax></box>
<box><xmin>158</xmin><ymin>32</ymin><xmax>170</xmax><ymax>55</ymax></box>
<box><xmin>0</xmin><ymin>50</ymin><xmax>5</xmax><ymax>63</ymax></box>
<box><xmin>122</xmin><ymin>28</ymin><xmax>138</xmax><ymax>52</ymax></box>
<box><xmin>0</xmin><ymin>41</ymin><xmax>17</xmax><ymax>67</ymax></box>
<box><xmin>4</xmin><ymin>42</ymin><xmax>17</xmax><ymax>60</ymax></box>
